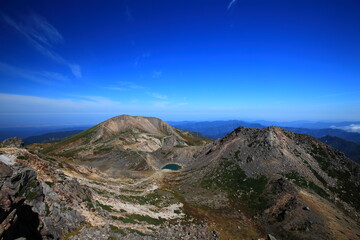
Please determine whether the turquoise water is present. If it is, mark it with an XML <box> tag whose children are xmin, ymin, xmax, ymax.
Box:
<box><xmin>162</xmin><ymin>164</ymin><xmax>182</xmax><ymax>170</ymax></box>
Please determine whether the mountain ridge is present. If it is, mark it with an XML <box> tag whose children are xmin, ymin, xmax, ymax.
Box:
<box><xmin>172</xmin><ymin>120</ymin><xmax>360</xmax><ymax>144</ymax></box>
<box><xmin>172</xmin><ymin>125</ymin><xmax>360</xmax><ymax>239</ymax></box>
<box><xmin>1</xmin><ymin>115</ymin><xmax>360</xmax><ymax>240</ymax></box>
<box><xmin>40</xmin><ymin>115</ymin><xmax>210</xmax><ymax>176</ymax></box>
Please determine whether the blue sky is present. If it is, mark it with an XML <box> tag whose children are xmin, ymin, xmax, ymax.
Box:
<box><xmin>0</xmin><ymin>0</ymin><xmax>360</xmax><ymax>127</ymax></box>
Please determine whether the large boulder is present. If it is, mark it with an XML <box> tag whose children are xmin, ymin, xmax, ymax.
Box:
<box><xmin>0</xmin><ymin>167</ymin><xmax>44</xmax><ymax>240</ymax></box>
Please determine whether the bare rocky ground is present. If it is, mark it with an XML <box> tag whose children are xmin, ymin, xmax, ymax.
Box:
<box><xmin>175</xmin><ymin>126</ymin><xmax>360</xmax><ymax>240</ymax></box>
<box><xmin>0</xmin><ymin>142</ymin><xmax>219</xmax><ymax>240</ymax></box>
<box><xmin>1</xmin><ymin>116</ymin><xmax>360</xmax><ymax>240</ymax></box>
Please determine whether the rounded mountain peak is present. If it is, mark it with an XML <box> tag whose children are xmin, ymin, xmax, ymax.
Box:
<box><xmin>97</xmin><ymin>114</ymin><xmax>176</xmax><ymax>137</ymax></box>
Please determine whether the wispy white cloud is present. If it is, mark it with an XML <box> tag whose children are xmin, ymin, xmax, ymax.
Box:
<box><xmin>2</xmin><ymin>12</ymin><xmax>81</xmax><ymax>78</ymax></box>
<box><xmin>125</xmin><ymin>6</ymin><xmax>134</xmax><ymax>22</ymax></box>
<box><xmin>134</xmin><ymin>52</ymin><xmax>151</xmax><ymax>66</ymax></box>
<box><xmin>0</xmin><ymin>62</ymin><xmax>69</xmax><ymax>84</ymax></box>
<box><xmin>69</xmin><ymin>64</ymin><xmax>82</xmax><ymax>78</ymax></box>
<box><xmin>2</xmin><ymin>13</ymin><xmax>63</xmax><ymax>47</ymax></box>
<box><xmin>103</xmin><ymin>86</ymin><xmax>126</xmax><ymax>91</ymax></box>
<box><xmin>227</xmin><ymin>0</ymin><xmax>237</xmax><ymax>10</ymax></box>
<box><xmin>104</xmin><ymin>81</ymin><xmax>143</xmax><ymax>91</ymax></box>
<box><xmin>152</xmin><ymin>70</ymin><xmax>162</xmax><ymax>78</ymax></box>
<box><xmin>104</xmin><ymin>81</ymin><xmax>172</xmax><ymax>103</ymax></box>
<box><xmin>150</xmin><ymin>93</ymin><xmax>167</xmax><ymax>100</ymax></box>
<box><xmin>0</xmin><ymin>93</ymin><xmax>190</xmax><ymax>117</ymax></box>
<box><xmin>153</xmin><ymin>101</ymin><xmax>170</xmax><ymax>109</ymax></box>
<box><xmin>40</xmin><ymin>71</ymin><xmax>70</xmax><ymax>82</ymax></box>
<box><xmin>331</xmin><ymin>124</ymin><xmax>360</xmax><ymax>133</ymax></box>
<box><xmin>26</xmin><ymin>13</ymin><xmax>64</xmax><ymax>46</ymax></box>
<box><xmin>177</xmin><ymin>102</ymin><xmax>188</xmax><ymax>106</ymax></box>
<box><xmin>117</xmin><ymin>81</ymin><xmax>143</xmax><ymax>89</ymax></box>
<box><xmin>0</xmin><ymin>93</ymin><xmax>122</xmax><ymax>114</ymax></box>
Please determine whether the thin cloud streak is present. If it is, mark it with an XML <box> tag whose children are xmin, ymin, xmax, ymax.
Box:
<box><xmin>152</xmin><ymin>70</ymin><xmax>162</xmax><ymax>78</ymax></box>
<box><xmin>125</xmin><ymin>6</ymin><xmax>134</xmax><ymax>22</ymax></box>
<box><xmin>26</xmin><ymin>13</ymin><xmax>64</xmax><ymax>46</ymax></box>
<box><xmin>2</xmin><ymin>12</ymin><xmax>81</xmax><ymax>78</ymax></box>
<box><xmin>0</xmin><ymin>62</ymin><xmax>69</xmax><ymax>84</ymax></box>
<box><xmin>134</xmin><ymin>52</ymin><xmax>151</xmax><ymax>66</ymax></box>
<box><xmin>117</xmin><ymin>81</ymin><xmax>143</xmax><ymax>89</ymax></box>
<box><xmin>104</xmin><ymin>87</ymin><xmax>126</xmax><ymax>91</ymax></box>
<box><xmin>153</xmin><ymin>101</ymin><xmax>170</xmax><ymax>108</ymax></box>
<box><xmin>40</xmin><ymin>71</ymin><xmax>70</xmax><ymax>82</ymax></box>
<box><xmin>150</xmin><ymin>93</ymin><xmax>167</xmax><ymax>100</ymax></box>
<box><xmin>0</xmin><ymin>93</ymin><xmax>123</xmax><ymax>114</ymax></box>
<box><xmin>227</xmin><ymin>0</ymin><xmax>237</xmax><ymax>10</ymax></box>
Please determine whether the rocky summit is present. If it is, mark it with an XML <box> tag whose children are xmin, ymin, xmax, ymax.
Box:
<box><xmin>40</xmin><ymin>115</ymin><xmax>208</xmax><ymax>177</ymax></box>
<box><xmin>1</xmin><ymin>115</ymin><xmax>360</xmax><ymax>240</ymax></box>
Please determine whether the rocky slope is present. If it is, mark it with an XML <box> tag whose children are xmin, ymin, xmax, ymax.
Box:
<box><xmin>0</xmin><ymin>142</ymin><xmax>86</xmax><ymax>239</ymax></box>
<box><xmin>0</xmin><ymin>139</ymin><xmax>217</xmax><ymax>240</ymax></box>
<box><xmin>41</xmin><ymin>115</ymin><xmax>209</xmax><ymax>176</ymax></box>
<box><xmin>172</xmin><ymin>126</ymin><xmax>360</xmax><ymax>239</ymax></box>
<box><xmin>1</xmin><ymin>117</ymin><xmax>360</xmax><ymax>240</ymax></box>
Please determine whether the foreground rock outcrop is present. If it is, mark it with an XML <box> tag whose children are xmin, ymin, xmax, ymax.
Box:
<box><xmin>0</xmin><ymin>148</ymin><xmax>86</xmax><ymax>239</ymax></box>
<box><xmin>0</xmin><ymin>137</ymin><xmax>24</xmax><ymax>148</ymax></box>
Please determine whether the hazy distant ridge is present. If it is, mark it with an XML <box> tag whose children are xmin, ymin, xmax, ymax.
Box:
<box><xmin>172</xmin><ymin>120</ymin><xmax>360</xmax><ymax>143</ymax></box>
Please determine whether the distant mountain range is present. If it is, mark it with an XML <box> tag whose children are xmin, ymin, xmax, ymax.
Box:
<box><xmin>23</xmin><ymin>130</ymin><xmax>83</xmax><ymax>145</ymax></box>
<box><xmin>3</xmin><ymin>120</ymin><xmax>359</xmax><ymax>142</ymax></box>
<box><xmin>23</xmin><ymin>122</ymin><xmax>360</xmax><ymax>165</ymax></box>
<box><xmin>251</xmin><ymin>120</ymin><xmax>360</xmax><ymax>130</ymax></box>
<box><xmin>171</xmin><ymin>120</ymin><xmax>360</xmax><ymax>143</ymax></box>
<box><xmin>283</xmin><ymin>127</ymin><xmax>360</xmax><ymax>144</ymax></box>
<box><xmin>13</xmin><ymin>120</ymin><xmax>360</xmax><ymax>165</ymax></box>
<box><xmin>170</xmin><ymin>120</ymin><xmax>263</xmax><ymax>139</ymax></box>
<box><xmin>0</xmin><ymin>125</ymin><xmax>91</xmax><ymax>141</ymax></box>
